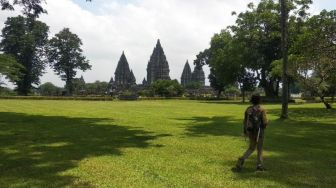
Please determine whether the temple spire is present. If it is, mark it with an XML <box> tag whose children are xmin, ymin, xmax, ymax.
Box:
<box><xmin>191</xmin><ymin>65</ymin><xmax>205</xmax><ymax>87</ymax></box>
<box><xmin>181</xmin><ymin>60</ymin><xmax>192</xmax><ymax>86</ymax></box>
<box><xmin>146</xmin><ymin>39</ymin><xmax>170</xmax><ymax>84</ymax></box>
<box><xmin>114</xmin><ymin>52</ymin><xmax>136</xmax><ymax>88</ymax></box>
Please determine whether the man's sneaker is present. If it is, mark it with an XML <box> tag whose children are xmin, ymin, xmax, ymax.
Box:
<box><xmin>232</xmin><ymin>158</ymin><xmax>244</xmax><ymax>172</ymax></box>
<box><xmin>256</xmin><ymin>164</ymin><xmax>266</xmax><ymax>171</ymax></box>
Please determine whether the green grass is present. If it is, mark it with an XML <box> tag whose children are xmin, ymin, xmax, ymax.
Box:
<box><xmin>0</xmin><ymin>100</ymin><xmax>335</xmax><ymax>187</ymax></box>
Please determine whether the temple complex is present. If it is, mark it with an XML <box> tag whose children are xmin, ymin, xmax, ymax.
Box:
<box><xmin>113</xmin><ymin>52</ymin><xmax>136</xmax><ymax>89</ymax></box>
<box><xmin>191</xmin><ymin>65</ymin><xmax>205</xmax><ymax>86</ymax></box>
<box><xmin>146</xmin><ymin>39</ymin><xmax>171</xmax><ymax>85</ymax></box>
<box><xmin>110</xmin><ymin>40</ymin><xmax>207</xmax><ymax>93</ymax></box>
<box><xmin>181</xmin><ymin>60</ymin><xmax>205</xmax><ymax>87</ymax></box>
<box><xmin>180</xmin><ymin>60</ymin><xmax>192</xmax><ymax>87</ymax></box>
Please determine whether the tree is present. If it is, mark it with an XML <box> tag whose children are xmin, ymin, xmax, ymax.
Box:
<box><xmin>230</xmin><ymin>0</ymin><xmax>312</xmax><ymax>97</ymax></box>
<box><xmin>151</xmin><ymin>80</ymin><xmax>184</xmax><ymax>97</ymax></box>
<box><xmin>0</xmin><ymin>0</ymin><xmax>46</xmax><ymax>18</ymax></box>
<box><xmin>0</xmin><ymin>0</ymin><xmax>91</xmax><ymax>18</ymax></box>
<box><xmin>38</xmin><ymin>82</ymin><xmax>62</xmax><ymax>96</ymax></box>
<box><xmin>85</xmin><ymin>81</ymin><xmax>109</xmax><ymax>96</ymax></box>
<box><xmin>291</xmin><ymin>10</ymin><xmax>336</xmax><ymax>109</ymax></box>
<box><xmin>280</xmin><ymin>0</ymin><xmax>289</xmax><ymax>118</ymax></box>
<box><xmin>72</xmin><ymin>76</ymin><xmax>86</xmax><ymax>95</ymax></box>
<box><xmin>195</xmin><ymin>31</ymin><xmax>241</xmax><ymax>98</ymax></box>
<box><xmin>0</xmin><ymin>16</ymin><xmax>49</xmax><ymax>95</ymax></box>
<box><xmin>0</xmin><ymin>54</ymin><xmax>23</xmax><ymax>87</ymax></box>
<box><xmin>47</xmin><ymin>28</ymin><xmax>91</xmax><ymax>96</ymax></box>
<box><xmin>208</xmin><ymin>70</ymin><xmax>225</xmax><ymax>98</ymax></box>
<box><xmin>238</xmin><ymin>70</ymin><xmax>256</xmax><ymax>102</ymax></box>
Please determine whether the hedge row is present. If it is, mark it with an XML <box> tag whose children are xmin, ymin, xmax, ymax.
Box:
<box><xmin>0</xmin><ymin>96</ymin><xmax>115</xmax><ymax>101</ymax></box>
<box><xmin>0</xmin><ymin>96</ymin><xmax>230</xmax><ymax>101</ymax></box>
<box><xmin>0</xmin><ymin>96</ymin><xmax>332</xmax><ymax>103</ymax></box>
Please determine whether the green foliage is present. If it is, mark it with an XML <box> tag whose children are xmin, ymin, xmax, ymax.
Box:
<box><xmin>0</xmin><ymin>0</ymin><xmax>47</xmax><ymax>18</ymax></box>
<box><xmin>0</xmin><ymin>100</ymin><xmax>335</xmax><ymax>187</ymax></box>
<box><xmin>0</xmin><ymin>16</ymin><xmax>49</xmax><ymax>95</ymax></box>
<box><xmin>0</xmin><ymin>54</ymin><xmax>23</xmax><ymax>86</ymax></box>
<box><xmin>290</xmin><ymin>10</ymin><xmax>336</xmax><ymax>108</ymax></box>
<box><xmin>185</xmin><ymin>82</ymin><xmax>201</xmax><ymax>90</ymax></box>
<box><xmin>48</xmin><ymin>28</ymin><xmax>91</xmax><ymax>95</ymax></box>
<box><xmin>118</xmin><ymin>90</ymin><xmax>138</xmax><ymax>100</ymax></box>
<box><xmin>38</xmin><ymin>82</ymin><xmax>62</xmax><ymax>96</ymax></box>
<box><xmin>85</xmin><ymin>81</ymin><xmax>108</xmax><ymax>96</ymax></box>
<box><xmin>224</xmin><ymin>85</ymin><xmax>240</xmax><ymax>97</ymax></box>
<box><xmin>0</xmin><ymin>87</ymin><xmax>16</xmax><ymax>96</ymax></box>
<box><xmin>72</xmin><ymin>76</ymin><xmax>86</xmax><ymax>95</ymax></box>
<box><xmin>151</xmin><ymin>79</ymin><xmax>184</xmax><ymax>97</ymax></box>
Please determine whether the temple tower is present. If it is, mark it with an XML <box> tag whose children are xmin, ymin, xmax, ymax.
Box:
<box><xmin>191</xmin><ymin>65</ymin><xmax>205</xmax><ymax>86</ymax></box>
<box><xmin>146</xmin><ymin>39</ymin><xmax>170</xmax><ymax>84</ymax></box>
<box><xmin>181</xmin><ymin>60</ymin><xmax>192</xmax><ymax>86</ymax></box>
<box><xmin>114</xmin><ymin>52</ymin><xmax>136</xmax><ymax>87</ymax></box>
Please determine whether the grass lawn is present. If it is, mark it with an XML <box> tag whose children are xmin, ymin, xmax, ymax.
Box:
<box><xmin>0</xmin><ymin>100</ymin><xmax>335</xmax><ymax>187</ymax></box>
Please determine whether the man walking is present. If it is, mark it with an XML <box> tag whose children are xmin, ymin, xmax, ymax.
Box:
<box><xmin>234</xmin><ymin>94</ymin><xmax>268</xmax><ymax>172</ymax></box>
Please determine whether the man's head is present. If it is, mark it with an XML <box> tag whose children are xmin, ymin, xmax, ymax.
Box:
<box><xmin>250</xmin><ymin>94</ymin><xmax>261</xmax><ymax>105</ymax></box>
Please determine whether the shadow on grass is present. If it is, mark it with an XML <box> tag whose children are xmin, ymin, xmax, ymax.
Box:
<box><xmin>182</xmin><ymin>116</ymin><xmax>241</xmax><ymax>137</ymax></box>
<box><xmin>198</xmin><ymin>101</ymin><xmax>248</xmax><ymax>105</ymax></box>
<box><xmin>182</xmin><ymin>108</ymin><xmax>336</xmax><ymax>187</ymax></box>
<box><xmin>268</xmin><ymin>107</ymin><xmax>336</xmax><ymax>120</ymax></box>
<box><xmin>0</xmin><ymin>112</ymin><xmax>170</xmax><ymax>187</ymax></box>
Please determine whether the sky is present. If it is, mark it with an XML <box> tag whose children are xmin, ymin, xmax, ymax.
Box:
<box><xmin>0</xmin><ymin>0</ymin><xmax>335</xmax><ymax>87</ymax></box>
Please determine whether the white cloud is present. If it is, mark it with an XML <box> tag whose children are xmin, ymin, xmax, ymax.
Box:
<box><xmin>39</xmin><ymin>0</ymin><xmax>258</xmax><ymax>86</ymax></box>
<box><xmin>0</xmin><ymin>0</ymin><xmax>332</xmax><ymax>87</ymax></box>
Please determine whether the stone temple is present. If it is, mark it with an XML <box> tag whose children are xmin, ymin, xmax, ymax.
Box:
<box><xmin>110</xmin><ymin>39</ymin><xmax>207</xmax><ymax>93</ymax></box>
<box><xmin>181</xmin><ymin>60</ymin><xmax>205</xmax><ymax>87</ymax></box>
<box><xmin>112</xmin><ymin>51</ymin><xmax>136</xmax><ymax>89</ymax></box>
<box><xmin>180</xmin><ymin>60</ymin><xmax>192</xmax><ymax>87</ymax></box>
<box><xmin>145</xmin><ymin>39</ymin><xmax>170</xmax><ymax>85</ymax></box>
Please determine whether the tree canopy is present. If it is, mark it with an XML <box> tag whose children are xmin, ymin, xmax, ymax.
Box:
<box><xmin>47</xmin><ymin>28</ymin><xmax>91</xmax><ymax>96</ymax></box>
<box><xmin>0</xmin><ymin>16</ymin><xmax>49</xmax><ymax>95</ymax></box>
<box><xmin>0</xmin><ymin>54</ymin><xmax>23</xmax><ymax>87</ymax></box>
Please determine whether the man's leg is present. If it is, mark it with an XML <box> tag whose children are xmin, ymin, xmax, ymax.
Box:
<box><xmin>256</xmin><ymin>131</ymin><xmax>265</xmax><ymax>171</ymax></box>
<box><xmin>235</xmin><ymin>136</ymin><xmax>257</xmax><ymax>170</ymax></box>
<box><xmin>241</xmin><ymin>136</ymin><xmax>257</xmax><ymax>160</ymax></box>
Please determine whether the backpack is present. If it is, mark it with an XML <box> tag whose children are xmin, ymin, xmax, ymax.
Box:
<box><xmin>245</xmin><ymin>106</ymin><xmax>263</xmax><ymax>135</ymax></box>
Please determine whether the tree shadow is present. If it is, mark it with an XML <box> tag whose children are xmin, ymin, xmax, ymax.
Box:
<box><xmin>180</xmin><ymin>107</ymin><xmax>336</xmax><ymax>187</ymax></box>
<box><xmin>268</xmin><ymin>107</ymin><xmax>336</xmax><ymax>121</ymax></box>
<box><xmin>182</xmin><ymin>116</ymin><xmax>242</xmax><ymax>137</ymax></box>
<box><xmin>198</xmin><ymin>101</ymin><xmax>248</xmax><ymax>105</ymax></box>
<box><xmin>0</xmin><ymin>112</ymin><xmax>170</xmax><ymax>187</ymax></box>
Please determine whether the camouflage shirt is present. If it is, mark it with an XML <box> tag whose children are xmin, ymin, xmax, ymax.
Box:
<box><xmin>243</xmin><ymin>105</ymin><xmax>268</xmax><ymax>134</ymax></box>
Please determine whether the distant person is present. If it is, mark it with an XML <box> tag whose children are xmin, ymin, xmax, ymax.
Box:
<box><xmin>234</xmin><ymin>94</ymin><xmax>268</xmax><ymax>172</ymax></box>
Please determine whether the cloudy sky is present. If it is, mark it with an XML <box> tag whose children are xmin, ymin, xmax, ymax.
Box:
<box><xmin>0</xmin><ymin>0</ymin><xmax>335</xmax><ymax>87</ymax></box>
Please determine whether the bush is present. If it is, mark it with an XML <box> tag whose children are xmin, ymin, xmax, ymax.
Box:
<box><xmin>38</xmin><ymin>82</ymin><xmax>62</xmax><ymax>96</ymax></box>
<box><xmin>151</xmin><ymin>80</ymin><xmax>184</xmax><ymax>97</ymax></box>
<box><xmin>118</xmin><ymin>90</ymin><xmax>138</xmax><ymax>100</ymax></box>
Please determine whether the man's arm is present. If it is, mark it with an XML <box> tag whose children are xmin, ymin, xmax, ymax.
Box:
<box><xmin>243</xmin><ymin>109</ymin><xmax>248</xmax><ymax>135</ymax></box>
<box><xmin>261</xmin><ymin>109</ymin><xmax>268</xmax><ymax>128</ymax></box>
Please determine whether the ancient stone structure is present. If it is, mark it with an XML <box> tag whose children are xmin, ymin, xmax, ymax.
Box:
<box><xmin>109</xmin><ymin>40</ymin><xmax>208</xmax><ymax>95</ymax></box>
<box><xmin>146</xmin><ymin>39</ymin><xmax>170</xmax><ymax>84</ymax></box>
<box><xmin>191</xmin><ymin>65</ymin><xmax>205</xmax><ymax>86</ymax></box>
<box><xmin>113</xmin><ymin>52</ymin><xmax>136</xmax><ymax>88</ymax></box>
<box><xmin>180</xmin><ymin>60</ymin><xmax>192</xmax><ymax>87</ymax></box>
<box><xmin>180</xmin><ymin>60</ymin><xmax>205</xmax><ymax>87</ymax></box>
<box><xmin>142</xmin><ymin>78</ymin><xmax>147</xmax><ymax>85</ymax></box>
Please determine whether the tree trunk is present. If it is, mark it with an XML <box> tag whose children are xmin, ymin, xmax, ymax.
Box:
<box><xmin>262</xmin><ymin>77</ymin><xmax>278</xmax><ymax>97</ymax></box>
<box><xmin>242</xmin><ymin>89</ymin><xmax>246</xmax><ymax>103</ymax></box>
<box><xmin>280</xmin><ymin>0</ymin><xmax>289</xmax><ymax>119</ymax></box>
<box><xmin>217</xmin><ymin>90</ymin><xmax>222</xmax><ymax>99</ymax></box>
<box><xmin>320</xmin><ymin>96</ymin><xmax>332</xmax><ymax>109</ymax></box>
<box><xmin>66</xmin><ymin>79</ymin><xmax>73</xmax><ymax>96</ymax></box>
